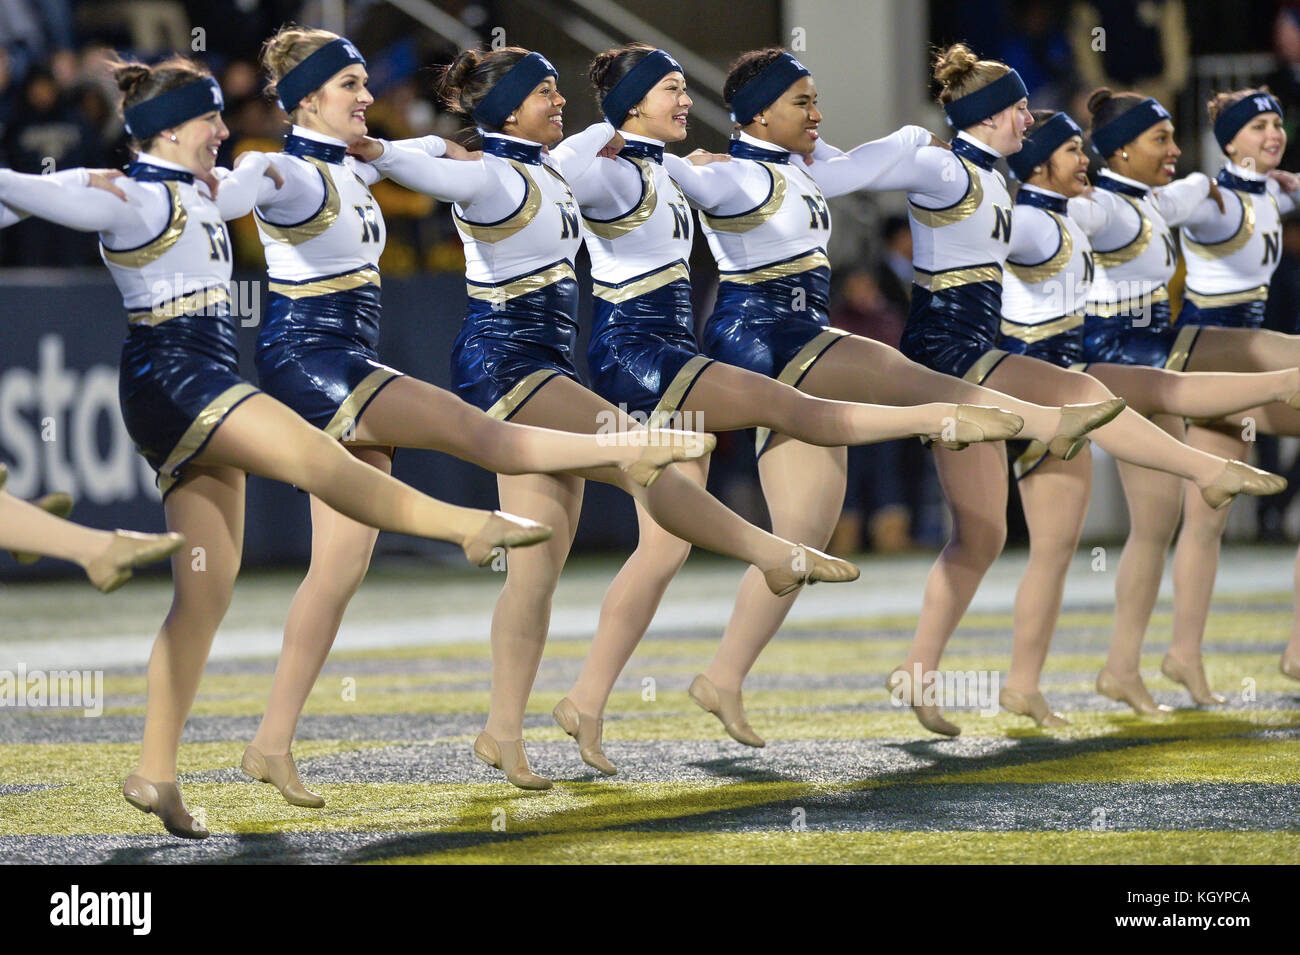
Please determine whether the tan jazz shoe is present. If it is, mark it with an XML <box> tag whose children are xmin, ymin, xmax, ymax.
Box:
<box><xmin>553</xmin><ymin>697</ymin><xmax>617</xmax><ymax>775</ymax></box>
<box><xmin>1046</xmin><ymin>398</ymin><xmax>1127</xmax><ymax>460</ymax></box>
<box><xmin>999</xmin><ymin>687</ymin><xmax>1070</xmax><ymax>727</ymax></box>
<box><xmin>621</xmin><ymin>430</ymin><xmax>716</xmax><ymax>488</ymax></box>
<box><xmin>1160</xmin><ymin>653</ymin><xmax>1226</xmax><ymax>706</ymax></box>
<box><xmin>1096</xmin><ymin>667</ymin><xmax>1174</xmax><ymax>715</ymax></box>
<box><xmin>241</xmin><ymin>745</ymin><xmax>326</xmax><ymax>808</ymax></box>
<box><xmin>84</xmin><ymin>530</ymin><xmax>186</xmax><ymax>593</ymax></box>
<box><xmin>473</xmin><ymin>732</ymin><xmax>553</xmax><ymax>790</ymax></box>
<box><xmin>1200</xmin><ymin>460</ymin><xmax>1287</xmax><ymax>512</ymax></box>
<box><xmin>763</xmin><ymin>544</ymin><xmax>859</xmax><ymax>597</ymax></box>
<box><xmin>462</xmin><ymin>511</ymin><xmax>553</xmax><ymax>567</ymax></box>
<box><xmin>10</xmin><ymin>492</ymin><xmax>74</xmax><ymax>564</ymax></box>
<box><xmin>1281</xmin><ymin>649</ymin><xmax>1300</xmax><ymax>681</ymax></box>
<box><xmin>122</xmin><ymin>774</ymin><xmax>209</xmax><ymax>839</ymax></box>
<box><xmin>886</xmin><ymin>666</ymin><xmax>961</xmax><ymax>737</ymax></box>
<box><xmin>932</xmin><ymin>405</ymin><xmax>1025</xmax><ymax>450</ymax></box>
<box><xmin>688</xmin><ymin>674</ymin><xmax>766</xmax><ymax>747</ymax></box>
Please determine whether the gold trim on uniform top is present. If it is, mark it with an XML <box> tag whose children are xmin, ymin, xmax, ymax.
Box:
<box><xmin>466</xmin><ymin>262</ymin><xmax>576</xmax><ymax>304</ymax></box>
<box><xmin>255</xmin><ymin>157</ymin><xmax>341</xmax><ymax>245</ymax></box>
<box><xmin>128</xmin><ymin>287</ymin><xmax>230</xmax><ymax>325</ymax></box>
<box><xmin>962</xmin><ymin>348</ymin><xmax>1010</xmax><ymax>386</ymax></box>
<box><xmin>908</xmin><ymin>157</ymin><xmax>983</xmax><ymax>227</ymax></box>
<box><xmin>101</xmin><ymin>181</ymin><xmax>186</xmax><ymax>267</ymax></box>
<box><xmin>755</xmin><ymin>328</ymin><xmax>849</xmax><ymax>454</ymax></box>
<box><xmin>269</xmin><ymin>267</ymin><xmax>382</xmax><ymax>299</ymax></box>
<box><xmin>583</xmin><ymin>158</ymin><xmax>657</xmax><ymax>239</ymax></box>
<box><xmin>721</xmin><ymin>250</ymin><xmax>830</xmax><ymax>285</ymax></box>
<box><xmin>913</xmin><ymin>263</ymin><xmax>1002</xmax><ymax>292</ymax></box>
<box><xmin>1091</xmin><ymin>195</ymin><xmax>1152</xmax><ymax>268</ymax></box>
<box><xmin>1183</xmin><ymin>192</ymin><xmax>1255</xmax><ymax>259</ymax></box>
<box><xmin>593</xmin><ymin>262</ymin><xmax>689</xmax><ymax>304</ymax></box>
<box><xmin>324</xmin><ymin>367</ymin><xmax>401</xmax><ymax>439</ymax></box>
<box><xmin>1005</xmin><ymin>212</ymin><xmax>1072</xmax><ymax>283</ymax></box>
<box><xmin>453</xmin><ymin>160</ymin><xmax>541</xmax><ymax>243</ymax></box>
<box><xmin>999</xmin><ymin>311</ymin><xmax>1084</xmax><ymax>344</ymax></box>
<box><xmin>1183</xmin><ymin>285</ymin><xmax>1268</xmax><ymax>308</ymax></box>
<box><xmin>648</xmin><ymin>355</ymin><xmax>713</xmax><ymax>429</ymax></box>
<box><xmin>157</xmin><ymin>382</ymin><xmax>260</xmax><ymax>497</ymax></box>
<box><xmin>487</xmin><ymin>369</ymin><xmax>561</xmax><ymax>421</ymax></box>
<box><xmin>1164</xmin><ymin>325</ymin><xmax>1201</xmax><ymax>372</ymax></box>
<box><xmin>1087</xmin><ymin>284</ymin><xmax>1170</xmax><ymax>318</ymax></box>
<box><xmin>701</xmin><ymin>162</ymin><xmax>787</xmax><ymax>233</ymax></box>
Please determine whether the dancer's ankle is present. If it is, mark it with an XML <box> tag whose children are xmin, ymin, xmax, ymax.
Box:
<box><xmin>701</xmin><ymin>666</ymin><xmax>742</xmax><ymax>694</ymax></box>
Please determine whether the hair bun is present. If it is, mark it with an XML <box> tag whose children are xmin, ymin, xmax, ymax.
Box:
<box><xmin>1086</xmin><ymin>87</ymin><xmax>1114</xmax><ymax>117</ymax></box>
<box><xmin>933</xmin><ymin>43</ymin><xmax>979</xmax><ymax>89</ymax></box>
<box><xmin>114</xmin><ymin>64</ymin><xmax>152</xmax><ymax>97</ymax></box>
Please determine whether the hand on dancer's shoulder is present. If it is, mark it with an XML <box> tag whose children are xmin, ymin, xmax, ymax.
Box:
<box><xmin>441</xmin><ymin>139</ymin><xmax>483</xmax><ymax>161</ymax></box>
<box><xmin>597</xmin><ymin>131</ymin><xmax>626</xmax><ymax>160</ymax></box>
<box><xmin>928</xmin><ymin>134</ymin><xmax>952</xmax><ymax>150</ymax></box>
<box><xmin>1269</xmin><ymin>169</ymin><xmax>1300</xmax><ymax>193</ymax></box>
<box><xmin>234</xmin><ymin>151</ymin><xmax>285</xmax><ymax>189</ymax></box>
<box><xmin>347</xmin><ymin>136</ymin><xmax>384</xmax><ymax>163</ymax></box>
<box><xmin>86</xmin><ymin>169</ymin><xmax>127</xmax><ymax>200</ymax></box>
<box><xmin>1206</xmin><ymin>178</ymin><xmax>1226</xmax><ymax>213</ymax></box>
<box><xmin>685</xmin><ymin>148</ymin><xmax>730</xmax><ymax>166</ymax></box>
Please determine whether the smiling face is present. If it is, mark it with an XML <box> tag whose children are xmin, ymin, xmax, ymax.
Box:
<box><xmin>746</xmin><ymin>74</ymin><xmax>822</xmax><ymax>154</ymax></box>
<box><xmin>1228</xmin><ymin>111</ymin><xmax>1287</xmax><ymax>173</ymax></box>
<box><xmin>1030</xmin><ymin>135</ymin><xmax>1089</xmax><ymax>197</ymax></box>
<box><xmin>1113</xmin><ymin>119</ymin><xmax>1180</xmax><ymax>186</ymax></box>
<box><xmin>299</xmin><ymin>64</ymin><xmax>373</xmax><ymax>143</ymax></box>
<box><xmin>501</xmin><ymin>77</ymin><xmax>566</xmax><ymax>146</ymax></box>
<box><xmin>156</xmin><ymin>109</ymin><xmax>228</xmax><ymax>173</ymax></box>
<box><xmin>621</xmin><ymin>70</ymin><xmax>691</xmax><ymax>142</ymax></box>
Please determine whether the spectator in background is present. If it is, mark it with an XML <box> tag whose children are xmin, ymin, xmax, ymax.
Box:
<box><xmin>876</xmin><ymin>215</ymin><xmax>912</xmax><ymax>315</ymax></box>
<box><xmin>1068</xmin><ymin>0</ymin><xmax>1190</xmax><ymax>112</ymax></box>
<box><xmin>1256</xmin><ymin>218</ymin><xmax>1300</xmax><ymax>540</ymax></box>
<box><xmin>1268</xmin><ymin>5</ymin><xmax>1300</xmax><ymax>171</ymax></box>
<box><xmin>998</xmin><ymin>0</ymin><xmax>1076</xmax><ymax>110</ymax></box>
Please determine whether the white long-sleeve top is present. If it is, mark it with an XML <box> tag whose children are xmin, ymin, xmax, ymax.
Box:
<box><xmin>1071</xmin><ymin>168</ymin><xmax>1206</xmax><ymax>311</ymax></box>
<box><xmin>1178</xmin><ymin>160</ymin><xmax>1296</xmax><ymax>300</ymax></box>
<box><xmin>370</xmin><ymin>123</ymin><xmax>615</xmax><ymax>286</ymax></box>
<box><xmin>0</xmin><ymin>153</ymin><xmax>271</xmax><ymax>311</ymax></box>
<box><xmin>1001</xmin><ymin>186</ymin><xmax>1095</xmax><ymax>328</ymax></box>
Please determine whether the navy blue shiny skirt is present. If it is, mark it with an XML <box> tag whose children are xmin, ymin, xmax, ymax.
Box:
<box><xmin>588</xmin><ymin>279</ymin><xmax>704</xmax><ymax>417</ymax></box>
<box><xmin>996</xmin><ymin>323</ymin><xmax>1085</xmax><ymax>369</ymax></box>
<box><xmin>255</xmin><ymin>281</ymin><xmax>400</xmax><ymax>435</ymax></box>
<box><xmin>451</xmin><ymin>275</ymin><xmax>582</xmax><ymax>419</ymax></box>
<box><xmin>1178</xmin><ymin>298</ymin><xmax>1266</xmax><ymax>329</ymax></box>
<box><xmin>899</xmin><ymin>279</ymin><xmax>1003</xmax><ymax>378</ymax></box>
<box><xmin>702</xmin><ymin>267</ymin><xmax>834</xmax><ymax>380</ymax></box>
<box><xmin>1082</xmin><ymin>301</ymin><xmax>1201</xmax><ymax>369</ymax></box>
<box><xmin>119</xmin><ymin>304</ymin><xmax>259</xmax><ymax>496</ymax></box>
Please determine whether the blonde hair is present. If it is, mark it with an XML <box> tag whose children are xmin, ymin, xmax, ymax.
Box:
<box><xmin>1207</xmin><ymin>86</ymin><xmax>1271</xmax><ymax>122</ymax></box>
<box><xmin>260</xmin><ymin>24</ymin><xmax>339</xmax><ymax>112</ymax></box>
<box><xmin>932</xmin><ymin>42</ymin><xmax>1009</xmax><ymax>105</ymax></box>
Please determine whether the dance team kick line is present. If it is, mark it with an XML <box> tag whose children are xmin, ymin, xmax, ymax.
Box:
<box><xmin>0</xmin><ymin>25</ymin><xmax>1295</xmax><ymax>838</ymax></box>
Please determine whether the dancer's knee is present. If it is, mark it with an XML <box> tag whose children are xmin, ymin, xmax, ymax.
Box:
<box><xmin>948</xmin><ymin>515</ymin><xmax>1007</xmax><ymax>567</ymax></box>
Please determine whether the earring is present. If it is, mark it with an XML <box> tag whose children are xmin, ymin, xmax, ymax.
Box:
<box><xmin>760</xmin><ymin>117</ymin><xmax>767</xmax><ymax>125</ymax></box>
<box><xmin>507</xmin><ymin>114</ymin><xmax>516</xmax><ymax>124</ymax></box>
<box><xmin>630</xmin><ymin>107</ymin><xmax>638</xmax><ymax>116</ymax></box>
<box><xmin>1033</xmin><ymin>165</ymin><xmax>1042</xmax><ymax>174</ymax></box>
<box><xmin>1226</xmin><ymin>145</ymin><xmax>1235</xmax><ymax>154</ymax></box>
<box><xmin>169</xmin><ymin>134</ymin><xmax>178</xmax><ymax>142</ymax></box>
<box><xmin>1121</xmin><ymin>150</ymin><xmax>1128</xmax><ymax>159</ymax></box>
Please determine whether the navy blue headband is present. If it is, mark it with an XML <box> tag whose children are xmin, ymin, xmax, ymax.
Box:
<box><xmin>123</xmin><ymin>77</ymin><xmax>223</xmax><ymax>140</ymax></box>
<box><xmin>471</xmin><ymin>52</ymin><xmax>558</xmax><ymax>129</ymax></box>
<box><xmin>1214</xmin><ymin>92</ymin><xmax>1283</xmax><ymax>150</ymax></box>
<box><xmin>729</xmin><ymin>53</ymin><xmax>810</xmax><ymax>126</ymax></box>
<box><xmin>1007</xmin><ymin>112</ymin><xmax>1083</xmax><ymax>180</ymax></box>
<box><xmin>1090</xmin><ymin>97</ymin><xmax>1170</xmax><ymax>157</ymax></box>
<box><xmin>276</xmin><ymin>38</ymin><xmax>367</xmax><ymax>112</ymax></box>
<box><xmin>601</xmin><ymin>49</ymin><xmax>682</xmax><ymax>126</ymax></box>
<box><xmin>943</xmin><ymin>69</ymin><xmax>1028</xmax><ymax>128</ymax></box>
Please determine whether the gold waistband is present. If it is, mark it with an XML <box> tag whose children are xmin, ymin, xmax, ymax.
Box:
<box><xmin>1086</xmin><ymin>285</ymin><xmax>1170</xmax><ymax>318</ymax></box>
<box><xmin>1183</xmin><ymin>285</ymin><xmax>1268</xmax><ymax>308</ymax></box>
<box><xmin>998</xmin><ymin>311</ymin><xmax>1084</xmax><ymax>344</ymax></box>
<box><xmin>593</xmin><ymin>262</ymin><xmax>690</xmax><ymax>304</ymax></box>
<box><xmin>718</xmin><ymin>250</ymin><xmax>829</xmax><ymax>286</ymax></box>
<box><xmin>913</xmin><ymin>264</ymin><xmax>1002</xmax><ymax>292</ymax></box>
<box><xmin>128</xmin><ymin>287</ymin><xmax>230</xmax><ymax>326</ymax></box>
<box><xmin>268</xmin><ymin>267</ymin><xmax>381</xmax><ymax>300</ymax></box>
<box><xmin>467</xmin><ymin>262</ymin><xmax>576</xmax><ymax>304</ymax></box>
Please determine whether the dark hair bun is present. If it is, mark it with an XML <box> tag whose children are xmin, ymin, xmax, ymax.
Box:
<box><xmin>1086</xmin><ymin>87</ymin><xmax>1113</xmax><ymax>118</ymax></box>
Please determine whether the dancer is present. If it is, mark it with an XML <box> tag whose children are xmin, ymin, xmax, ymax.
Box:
<box><xmin>0</xmin><ymin>56</ymin><xmax>556</xmax><ymax>836</ymax></box>
<box><xmin>543</xmin><ymin>43</ymin><xmax>1037</xmax><ymax>772</ymax></box>
<box><xmin>236</xmin><ymin>26</ymin><xmax>713</xmax><ymax>808</ymax></box>
<box><xmin>662</xmin><ymin>45</ymin><xmax>1282</xmax><ymax>741</ymax></box>
<box><xmin>353</xmin><ymin>45</ymin><xmax>866</xmax><ymax>789</ymax></box>
<box><xmin>1075</xmin><ymin>88</ymin><xmax>1300</xmax><ymax>705</ymax></box>
<box><xmin>994</xmin><ymin>110</ymin><xmax>1300</xmax><ymax>724</ymax></box>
